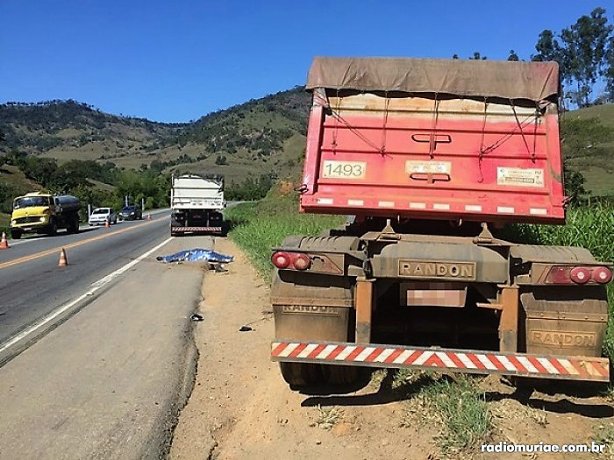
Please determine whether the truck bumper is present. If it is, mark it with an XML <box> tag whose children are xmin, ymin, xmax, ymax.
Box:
<box><xmin>271</xmin><ymin>341</ymin><xmax>610</xmax><ymax>382</ymax></box>
<box><xmin>10</xmin><ymin>223</ymin><xmax>47</xmax><ymax>233</ymax></box>
<box><xmin>171</xmin><ymin>226</ymin><xmax>223</xmax><ymax>234</ymax></box>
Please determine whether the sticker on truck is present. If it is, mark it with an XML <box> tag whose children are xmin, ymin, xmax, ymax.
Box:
<box><xmin>405</xmin><ymin>161</ymin><xmax>451</xmax><ymax>174</ymax></box>
<box><xmin>321</xmin><ymin>161</ymin><xmax>366</xmax><ymax>179</ymax></box>
<box><xmin>497</xmin><ymin>167</ymin><xmax>545</xmax><ymax>187</ymax></box>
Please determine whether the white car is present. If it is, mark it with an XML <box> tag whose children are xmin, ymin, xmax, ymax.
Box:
<box><xmin>88</xmin><ymin>207</ymin><xmax>118</xmax><ymax>226</ymax></box>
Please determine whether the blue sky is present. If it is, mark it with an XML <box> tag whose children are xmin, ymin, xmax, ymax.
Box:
<box><xmin>0</xmin><ymin>1</ymin><xmax>608</xmax><ymax>122</ymax></box>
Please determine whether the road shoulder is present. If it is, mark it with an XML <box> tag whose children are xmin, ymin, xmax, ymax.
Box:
<box><xmin>0</xmin><ymin>237</ymin><xmax>207</xmax><ymax>459</ymax></box>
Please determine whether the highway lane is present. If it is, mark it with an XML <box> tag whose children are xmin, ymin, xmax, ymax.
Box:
<box><xmin>0</xmin><ymin>228</ymin><xmax>212</xmax><ymax>458</ymax></box>
<box><xmin>0</xmin><ymin>211</ymin><xmax>171</xmax><ymax>349</ymax></box>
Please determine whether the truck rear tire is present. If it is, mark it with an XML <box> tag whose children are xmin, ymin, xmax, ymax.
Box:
<box><xmin>67</xmin><ymin>217</ymin><xmax>79</xmax><ymax>234</ymax></box>
<box><xmin>279</xmin><ymin>362</ymin><xmax>326</xmax><ymax>389</ymax></box>
<box><xmin>48</xmin><ymin>220</ymin><xmax>58</xmax><ymax>236</ymax></box>
<box><xmin>323</xmin><ymin>365</ymin><xmax>364</xmax><ymax>385</ymax></box>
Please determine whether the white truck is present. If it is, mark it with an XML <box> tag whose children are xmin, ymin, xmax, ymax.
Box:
<box><xmin>170</xmin><ymin>174</ymin><xmax>226</xmax><ymax>236</ymax></box>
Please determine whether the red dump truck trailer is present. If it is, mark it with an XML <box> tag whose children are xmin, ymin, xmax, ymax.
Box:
<box><xmin>270</xmin><ymin>57</ymin><xmax>612</xmax><ymax>389</ymax></box>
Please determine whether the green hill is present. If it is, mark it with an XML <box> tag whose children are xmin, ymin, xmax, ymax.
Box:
<box><xmin>0</xmin><ymin>88</ymin><xmax>309</xmax><ymax>187</ymax></box>
<box><xmin>561</xmin><ymin>105</ymin><xmax>614</xmax><ymax>197</ymax></box>
<box><xmin>1</xmin><ymin>92</ymin><xmax>613</xmax><ymax>195</ymax></box>
<box><xmin>0</xmin><ymin>100</ymin><xmax>181</xmax><ymax>162</ymax></box>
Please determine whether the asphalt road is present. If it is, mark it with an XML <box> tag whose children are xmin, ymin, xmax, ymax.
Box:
<box><xmin>0</xmin><ymin>211</ymin><xmax>169</xmax><ymax>349</ymax></box>
<box><xmin>0</xmin><ymin>211</ymin><xmax>220</xmax><ymax>458</ymax></box>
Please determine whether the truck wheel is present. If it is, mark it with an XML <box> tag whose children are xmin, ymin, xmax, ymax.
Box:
<box><xmin>323</xmin><ymin>365</ymin><xmax>364</xmax><ymax>386</ymax></box>
<box><xmin>48</xmin><ymin>220</ymin><xmax>58</xmax><ymax>236</ymax></box>
<box><xmin>279</xmin><ymin>362</ymin><xmax>326</xmax><ymax>389</ymax></box>
<box><xmin>68</xmin><ymin>217</ymin><xmax>79</xmax><ymax>234</ymax></box>
<box><xmin>10</xmin><ymin>230</ymin><xmax>22</xmax><ymax>240</ymax></box>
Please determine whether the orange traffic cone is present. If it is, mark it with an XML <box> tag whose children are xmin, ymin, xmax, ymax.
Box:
<box><xmin>58</xmin><ymin>248</ymin><xmax>68</xmax><ymax>267</ymax></box>
<box><xmin>105</xmin><ymin>219</ymin><xmax>110</xmax><ymax>228</ymax></box>
<box><xmin>0</xmin><ymin>232</ymin><xmax>9</xmax><ymax>249</ymax></box>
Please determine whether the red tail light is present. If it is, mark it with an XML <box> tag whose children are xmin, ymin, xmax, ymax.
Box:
<box><xmin>593</xmin><ymin>267</ymin><xmax>613</xmax><ymax>284</ymax></box>
<box><xmin>271</xmin><ymin>251</ymin><xmax>291</xmax><ymax>269</ymax></box>
<box><xmin>291</xmin><ymin>253</ymin><xmax>312</xmax><ymax>270</ymax></box>
<box><xmin>569</xmin><ymin>267</ymin><xmax>590</xmax><ymax>284</ymax></box>
<box><xmin>545</xmin><ymin>265</ymin><xmax>613</xmax><ymax>285</ymax></box>
<box><xmin>271</xmin><ymin>251</ymin><xmax>312</xmax><ymax>270</ymax></box>
<box><xmin>546</xmin><ymin>266</ymin><xmax>571</xmax><ymax>284</ymax></box>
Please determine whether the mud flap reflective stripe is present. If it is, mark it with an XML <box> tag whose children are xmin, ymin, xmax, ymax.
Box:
<box><xmin>271</xmin><ymin>341</ymin><xmax>610</xmax><ymax>382</ymax></box>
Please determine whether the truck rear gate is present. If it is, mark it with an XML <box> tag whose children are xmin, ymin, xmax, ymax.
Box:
<box><xmin>272</xmin><ymin>341</ymin><xmax>610</xmax><ymax>382</ymax></box>
<box><xmin>170</xmin><ymin>174</ymin><xmax>225</xmax><ymax>236</ymax></box>
<box><xmin>300</xmin><ymin>58</ymin><xmax>564</xmax><ymax>224</ymax></box>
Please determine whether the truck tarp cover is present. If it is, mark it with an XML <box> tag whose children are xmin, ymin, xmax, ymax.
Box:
<box><xmin>306</xmin><ymin>57</ymin><xmax>559</xmax><ymax>102</ymax></box>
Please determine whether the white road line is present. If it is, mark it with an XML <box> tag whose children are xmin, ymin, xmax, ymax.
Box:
<box><xmin>0</xmin><ymin>237</ymin><xmax>173</xmax><ymax>355</ymax></box>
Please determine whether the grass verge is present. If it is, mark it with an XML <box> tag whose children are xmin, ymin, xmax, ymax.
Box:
<box><xmin>403</xmin><ymin>375</ymin><xmax>492</xmax><ymax>454</ymax></box>
<box><xmin>224</xmin><ymin>191</ymin><xmax>344</xmax><ymax>281</ymax></box>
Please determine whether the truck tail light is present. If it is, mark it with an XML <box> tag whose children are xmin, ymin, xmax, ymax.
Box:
<box><xmin>272</xmin><ymin>252</ymin><xmax>291</xmax><ymax>269</ymax></box>
<box><xmin>593</xmin><ymin>267</ymin><xmax>613</xmax><ymax>284</ymax></box>
<box><xmin>291</xmin><ymin>253</ymin><xmax>312</xmax><ymax>270</ymax></box>
<box><xmin>545</xmin><ymin>266</ymin><xmax>612</xmax><ymax>285</ymax></box>
<box><xmin>569</xmin><ymin>267</ymin><xmax>590</xmax><ymax>284</ymax></box>
<box><xmin>271</xmin><ymin>252</ymin><xmax>312</xmax><ymax>271</ymax></box>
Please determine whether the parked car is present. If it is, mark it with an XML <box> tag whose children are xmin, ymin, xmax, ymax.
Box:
<box><xmin>88</xmin><ymin>207</ymin><xmax>117</xmax><ymax>226</ymax></box>
<box><xmin>119</xmin><ymin>205</ymin><xmax>142</xmax><ymax>221</ymax></box>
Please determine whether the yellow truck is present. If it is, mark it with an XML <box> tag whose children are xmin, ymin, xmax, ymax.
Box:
<box><xmin>10</xmin><ymin>191</ymin><xmax>80</xmax><ymax>239</ymax></box>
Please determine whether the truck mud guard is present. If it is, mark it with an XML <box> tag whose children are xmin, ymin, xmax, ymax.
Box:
<box><xmin>271</xmin><ymin>341</ymin><xmax>610</xmax><ymax>382</ymax></box>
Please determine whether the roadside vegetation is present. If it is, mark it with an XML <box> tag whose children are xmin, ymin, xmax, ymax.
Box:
<box><xmin>405</xmin><ymin>375</ymin><xmax>492</xmax><ymax>454</ymax></box>
<box><xmin>224</xmin><ymin>186</ymin><xmax>343</xmax><ymax>281</ymax></box>
<box><xmin>0</xmin><ymin>154</ymin><xmax>171</xmax><ymax>223</ymax></box>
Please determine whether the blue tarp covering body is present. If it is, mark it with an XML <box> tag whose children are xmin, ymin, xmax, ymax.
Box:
<box><xmin>156</xmin><ymin>249</ymin><xmax>234</xmax><ymax>264</ymax></box>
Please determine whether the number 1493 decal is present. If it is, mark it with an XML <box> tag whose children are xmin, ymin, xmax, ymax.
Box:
<box><xmin>322</xmin><ymin>160</ymin><xmax>367</xmax><ymax>179</ymax></box>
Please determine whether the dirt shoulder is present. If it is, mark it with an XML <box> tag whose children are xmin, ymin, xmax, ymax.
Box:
<box><xmin>171</xmin><ymin>238</ymin><xmax>614</xmax><ymax>460</ymax></box>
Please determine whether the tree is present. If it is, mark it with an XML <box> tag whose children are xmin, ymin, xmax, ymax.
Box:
<box><xmin>469</xmin><ymin>52</ymin><xmax>487</xmax><ymax>60</ymax></box>
<box><xmin>604</xmin><ymin>35</ymin><xmax>614</xmax><ymax>101</ymax></box>
<box><xmin>534</xmin><ymin>8</ymin><xmax>613</xmax><ymax>107</ymax></box>
<box><xmin>215</xmin><ymin>155</ymin><xmax>228</xmax><ymax>166</ymax></box>
<box><xmin>564</xmin><ymin>166</ymin><xmax>588</xmax><ymax>205</ymax></box>
<box><xmin>532</xmin><ymin>30</ymin><xmax>562</xmax><ymax>62</ymax></box>
<box><xmin>507</xmin><ymin>50</ymin><xmax>520</xmax><ymax>61</ymax></box>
